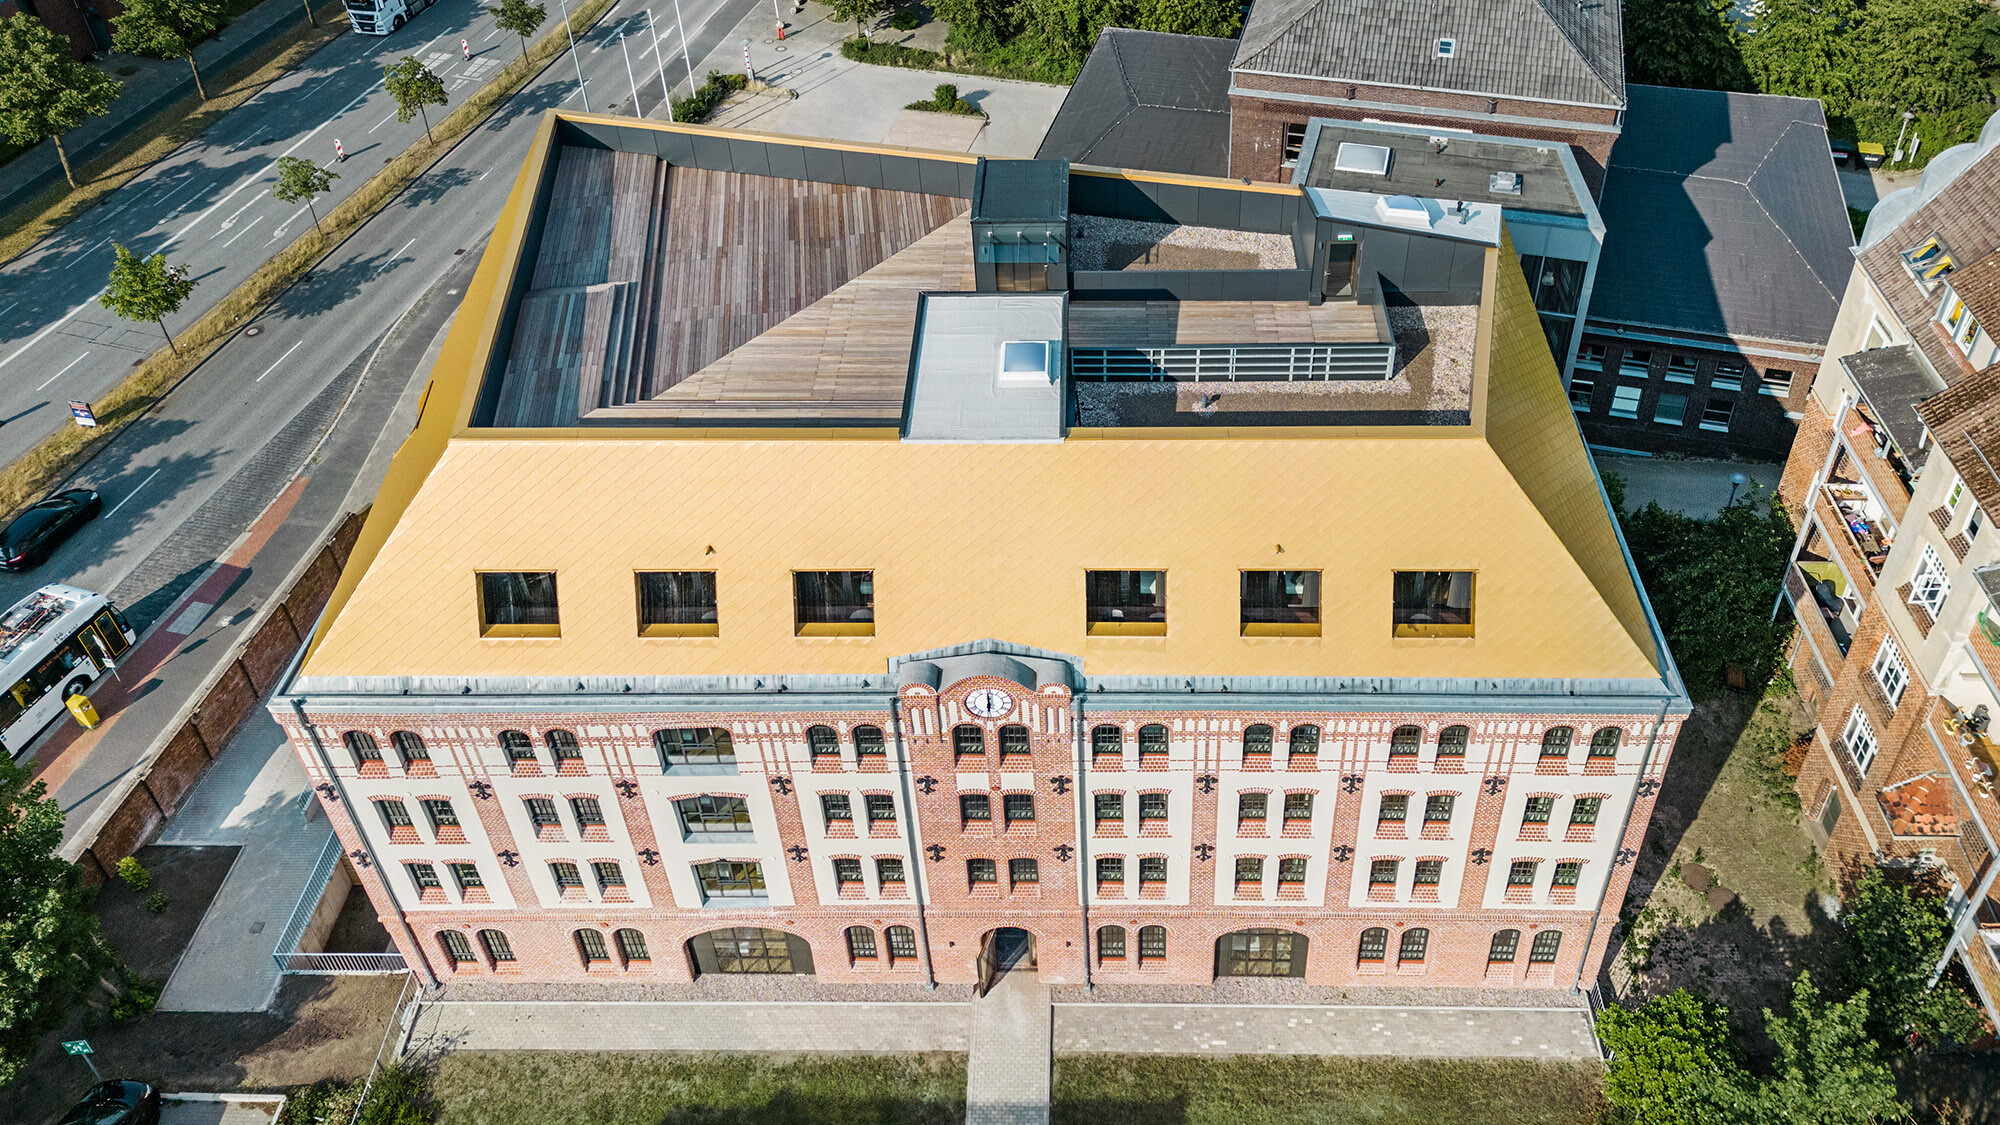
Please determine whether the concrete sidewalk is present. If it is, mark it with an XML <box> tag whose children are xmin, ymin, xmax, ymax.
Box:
<box><xmin>967</xmin><ymin>973</ymin><xmax>1051</xmax><ymax>1125</ymax></box>
<box><xmin>407</xmin><ymin>1000</ymin><xmax>975</xmax><ymax>1053</ymax></box>
<box><xmin>1053</xmin><ymin>1003</ymin><xmax>1603</xmax><ymax>1060</ymax></box>
<box><xmin>0</xmin><ymin>0</ymin><xmax>331</xmax><ymax>219</ymax></box>
<box><xmin>157</xmin><ymin>709</ymin><xmax>332</xmax><ymax>1012</ymax></box>
<box><xmin>1593</xmin><ymin>454</ymin><xmax>1782</xmax><ymax>520</ymax></box>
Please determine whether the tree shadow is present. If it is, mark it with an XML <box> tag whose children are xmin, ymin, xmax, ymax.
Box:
<box><xmin>482</xmin><ymin>73</ymin><xmax>569</xmax><ymax>136</ymax></box>
<box><xmin>400</xmin><ymin>164</ymin><xmax>478</xmax><ymax>210</ymax></box>
<box><xmin>261</xmin><ymin>248</ymin><xmax>396</xmax><ymax>323</ymax></box>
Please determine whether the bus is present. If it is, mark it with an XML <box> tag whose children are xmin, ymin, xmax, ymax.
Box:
<box><xmin>0</xmin><ymin>585</ymin><xmax>135</xmax><ymax>757</ymax></box>
<box><xmin>344</xmin><ymin>0</ymin><xmax>438</xmax><ymax>35</ymax></box>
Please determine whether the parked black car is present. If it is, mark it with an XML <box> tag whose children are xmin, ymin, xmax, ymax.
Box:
<box><xmin>55</xmin><ymin>1080</ymin><xmax>159</xmax><ymax>1125</ymax></box>
<box><xmin>0</xmin><ymin>488</ymin><xmax>101</xmax><ymax>571</ymax></box>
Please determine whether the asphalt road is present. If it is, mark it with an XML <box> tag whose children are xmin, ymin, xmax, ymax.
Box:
<box><xmin>0</xmin><ymin>0</ymin><xmax>736</xmax><ymax>475</ymax></box>
<box><xmin>0</xmin><ymin>0</ymin><xmax>754</xmax><ymax>782</ymax></box>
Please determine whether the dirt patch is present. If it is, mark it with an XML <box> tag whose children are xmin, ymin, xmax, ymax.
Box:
<box><xmin>0</xmin><ymin>975</ymin><xmax>407</xmax><ymax>1125</ymax></box>
<box><xmin>97</xmin><ymin>845</ymin><xmax>240</xmax><ymax>983</ymax></box>
<box><xmin>323</xmin><ymin>886</ymin><xmax>393</xmax><ymax>954</ymax></box>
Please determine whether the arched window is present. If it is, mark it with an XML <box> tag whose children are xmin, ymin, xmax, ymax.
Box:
<box><xmin>689</xmin><ymin>928</ymin><xmax>815</xmax><ymax>976</ymax></box>
<box><xmin>476</xmin><ymin>930</ymin><xmax>514</xmax><ymax>964</ymax></box>
<box><xmin>1139</xmin><ymin>724</ymin><xmax>1169</xmax><ymax>761</ymax></box>
<box><xmin>439</xmin><ymin>930</ymin><xmax>476</xmax><ymax>964</ymax></box>
<box><xmin>575</xmin><ymin>929</ymin><xmax>611</xmax><ymax>965</ymax></box>
<box><xmin>808</xmin><ymin>725</ymin><xmax>840</xmax><ymax>760</ymax></box>
<box><xmin>953</xmin><ymin>724</ymin><xmax>985</xmax><ymax>761</ymax></box>
<box><xmin>499</xmin><ymin>729</ymin><xmax>535</xmax><ymax>766</ymax></box>
<box><xmin>615</xmin><ymin>928</ymin><xmax>650</xmax><ymax>965</ymax></box>
<box><xmin>1097</xmin><ymin>925</ymin><xmax>1127</xmax><ymax>962</ymax></box>
<box><xmin>1091</xmin><ymin>725</ymin><xmax>1123</xmax><ymax>762</ymax></box>
<box><xmin>1488</xmin><ymin>929</ymin><xmax>1520</xmax><ymax>964</ymax></box>
<box><xmin>545</xmin><ymin>729</ymin><xmax>582</xmax><ymax>769</ymax></box>
<box><xmin>1589</xmin><ymin>727</ymin><xmax>1622</xmax><ymax>758</ymax></box>
<box><xmin>1288</xmin><ymin>724</ymin><xmax>1320</xmax><ymax>759</ymax></box>
<box><xmin>1000</xmin><ymin>724</ymin><xmax>1032</xmax><ymax>759</ymax></box>
<box><xmin>1399</xmin><ymin>928</ymin><xmax>1429</xmax><ymax>964</ymax></box>
<box><xmin>655</xmin><ymin>727</ymin><xmax>735</xmax><ymax>768</ymax></box>
<box><xmin>845</xmin><ymin>926</ymin><xmax>877</xmax><ymax>960</ymax></box>
<box><xmin>1437</xmin><ymin>725</ymin><xmax>1469</xmax><ymax>757</ymax></box>
<box><xmin>1540</xmin><ymin>727</ymin><xmax>1574</xmax><ymax>759</ymax></box>
<box><xmin>853</xmin><ymin>725</ymin><xmax>886</xmax><ymax>760</ymax></box>
<box><xmin>344</xmin><ymin>731</ymin><xmax>382</xmax><ymax>766</ymax></box>
<box><xmin>886</xmin><ymin>925</ymin><xmax>918</xmax><ymax>963</ymax></box>
<box><xmin>1138</xmin><ymin>925</ymin><xmax>1167</xmax><ymax>963</ymax></box>
<box><xmin>1243</xmin><ymin>724</ymin><xmax>1274</xmax><ymax>758</ymax></box>
<box><xmin>391</xmin><ymin>731</ymin><xmax>429</xmax><ymax>768</ymax></box>
<box><xmin>1357</xmin><ymin>927</ymin><xmax>1388</xmax><ymax>963</ymax></box>
<box><xmin>1389</xmin><ymin>725</ymin><xmax>1421</xmax><ymax>758</ymax></box>
<box><xmin>1529</xmin><ymin>930</ymin><xmax>1563</xmax><ymax>964</ymax></box>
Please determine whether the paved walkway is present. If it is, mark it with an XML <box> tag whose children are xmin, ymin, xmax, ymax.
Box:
<box><xmin>157</xmin><ymin>709</ymin><xmax>333</xmax><ymax>1012</ymax></box>
<box><xmin>1054</xmin><ymin>1003</ymin><xmax>1602</xmax><ymax>1060</ymax></box>
<box><xmin>1593</xmin><ymin>453</ymin><xmax>1782</xmax><ymax>519</ymax></box>
<box><xmin>967</xmin><ymin>972</ymin><xmax>1052</xmax><ymax>1125</ymax></box>
<box><xmin>407</xmin><ymin>1000</ymin><xmax>974</xmax><ymax>1053</ymax></box>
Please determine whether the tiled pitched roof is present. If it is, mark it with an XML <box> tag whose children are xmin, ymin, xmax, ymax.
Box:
<box><xmin>1589</xmin><ymin>86</ymin><xmax>1851</xmax><ymax>345</ymax></box>
<box><xmin>1856</xmin><ymin>144</ymin><xmax>2000</xmax><ymax>384</ymax></box>
<box><xmin>1948</xmin><ymin>250</ymin><xmax>2000</xmax><ymax>329</ymax></box>
<box><xmin>1233</xmin><ymin>0</ymin><xmax>1624</xmax><ymax>109</ymax></box>
<box><xmin>1915</xmin><ymin>364</ymin><xmax>2000</xmax><ymax>518</ymax></box>
<box><xmin>1036</xmin><ymin>29</ymin><xmax>1233</xmax><ymax>178</ymax></box>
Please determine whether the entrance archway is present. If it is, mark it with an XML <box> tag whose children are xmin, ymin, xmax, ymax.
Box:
<box><xmin>976</xmin><ymin>926</ymin><xmax>1036</xmax><ymax>994</ymax></box>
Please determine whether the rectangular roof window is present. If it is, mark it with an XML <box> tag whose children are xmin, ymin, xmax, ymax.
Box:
<box><xmin>1334</xmin><ymin>142</ymin><xmax>1392</xmax><ymax>176</ymax></box>
<box><xmin>1435</xmin><ymin>37</ymin><xmax>1456</xmax><ymax>57</ymax></box>
<box><xmin>1489</xmin><ymin>171</ymin><xmax>1522</xmax><ymax>195</ymax></box>
<box><xmin>998</xmin><ymin>340</ymin><xmax>1051</xmax><ymax>387</ymax></box>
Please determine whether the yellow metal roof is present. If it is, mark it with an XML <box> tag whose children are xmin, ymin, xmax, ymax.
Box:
<box><xmin>301</xmin><ymin>116</ymin><xmax>1660</xmax><ymax>685</ymax></box>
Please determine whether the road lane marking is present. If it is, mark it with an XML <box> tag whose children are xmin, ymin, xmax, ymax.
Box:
<box><xmin>369</xmin><ymin>111</ymin><xmax>398</xmax><ymax>133</ymax></box>
<box><xmin>220</xmin><ymin>215</ymin><xmax>265</xmax><ymax>247</ymax></box>
<box><xmin>0</xmin><ymin>300</ymin><xmax>18</xmax><ymax>319</ymax></box>
<box><xmin>170</xmin><ymin>85</ymin><xmax>375</xmax><ymax>244</ymax></box>
<box><xmin>0</xmin><ymin>290</ymin><xmax>106</xmax><ymax>373</ymax></box>
<box><xmin>36</xmin><ymin>352</ymin><xmax>88</xmax><ymax>390</ymax></box>
<box><xmin>215</xmin><ymin>193</ymin><xmax>262</xmax><ymax>233</ymax></box>
<box><xmin>254</xmin><ymin>339</ymin><xmax>303</xmax><ymax>382</ymax></box>
<box><xmin>75</xmin><ymin>237</ymin><xmax>111</xmax><ymax>263</ymax></box>
<box><xmin>104</xmin><ymin>467</ymin><xmax>161</xmax><ymax>518</ymax></box>
<box><xmin>392</xmin><ymin>237</ymin><xmax>417</xmax><ymax>258</ymax></box>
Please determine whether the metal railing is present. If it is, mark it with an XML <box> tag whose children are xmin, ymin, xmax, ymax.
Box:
<box><xmin>279</xmin><ymin>951</ymin><xmax>410</xmax><ymax>973</ymax></box>
<box><xmin>1070</xmin><ymin>342</ymin><xmax>1396</xmax><ymax>382</ymax></box>
<box><xmin>271</xmin><ymin>832</ymin><xmax>409</xmax><ymax>974</ymax></box>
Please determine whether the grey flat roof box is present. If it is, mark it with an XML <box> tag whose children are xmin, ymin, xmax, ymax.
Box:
<box><xmin>1842</xmin><ymin>344</ymin><xmax>1943</xmax><ymax>456</ymax></box>
<box><xmin>972</xmin><ymin>158</ymin><xmax>1070</xmax><ymax>224</ymax></box>
<box><xmin>902</xmin><ymin>293</ymin><xmax>1068</xmax><ymax>443</ymax></box>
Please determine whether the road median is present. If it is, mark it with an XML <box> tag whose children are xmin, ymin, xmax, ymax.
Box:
<box><xmin>0</xmin><ymin>0</ymin><xmax>620</xmax><ymax>520</ymax></box>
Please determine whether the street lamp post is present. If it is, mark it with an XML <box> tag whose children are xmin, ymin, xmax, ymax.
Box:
<box><xmin>620</xmin><ymin>32</ymin><xmax>642</xmax><ymax>116</ymax></box>
<box><xmin>649</xmin><ymin>8</ymin><xmax>673</xmax><ymax>121</ymax></box>
<box><xmin>556</xmin><ymin>0</ymin><xmax>589</xmax><ymax>112</ymax></box>
<box><xmin>1727</xmin><ymin>471</ymin><xmax>1748</xmax><ymax>509</ymax></box>
<box><xmin>672</xmin><ymin>0</ymin><xmax>695</xmax><ymax>96</ymax></box>
<box><xmin>1893</xmin><ymin>109</ymin><xmax>1916</xmax><ymax>164</ymax></box>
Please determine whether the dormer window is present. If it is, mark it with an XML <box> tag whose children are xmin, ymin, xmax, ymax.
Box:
<box><xmin>1903</xmin><ymin>236</ymin><xmax>1955</xmax><ymax>293</ymax></box>
<box><xmin>1939</xmin><ymin>288</ymin><xmax>1982</xmax><ymax>355</ymax></box>
<box><xmin>1434</xmin><ymin>37</ymin><xmax>1456</xmax><ymax>57</ymax></box>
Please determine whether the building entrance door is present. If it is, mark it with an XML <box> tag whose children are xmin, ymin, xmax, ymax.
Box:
<box><xmin>976</xmin><ymin>927</ymin><xmax>1036</xmax><ymax>995</ymax></box>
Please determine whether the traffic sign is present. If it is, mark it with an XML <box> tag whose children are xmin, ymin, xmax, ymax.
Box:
<box><xmin>61</xmin><ymin>1040</ymin><xmax>91</xmax><ymax>1056</ymax></box>
<box><xmin>68</xmin><ymin>401</ymin><xmax>97</xmax><ymax>428</ymax></box>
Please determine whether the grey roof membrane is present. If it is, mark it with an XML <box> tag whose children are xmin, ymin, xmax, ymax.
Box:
<box><xmin>901</xmin><ymin>293</ymin><xmax>1067</xmax><ymax>442</ymax></box>
<box><xmin>1299</xmin><ymin>121</ymin><xmax>1585</xmax><ymax>217</ymax></box>
<box><xmin>1234</xmin><ymin>0</ymin><xmax>1624</xmax><ymax>108</ymax></box>
<box><xmin>1588</xmin><ymin>85</ymin><xmax>1854</xmax><ymax>345</ymax></box>
<box><xmin>1843</xmin><ymin>344</ymin><xmax>1944</xmax><ymax>456</ymax></box>
<box><xmin>970</xmin><ymin>158</ymin><xmax>1069</xmax><ymax>224</ymax></box>
<box><xmin>1036</xmin><ymin>29</ymin><xmax>1234</xmax><ymax>178</ymax></box>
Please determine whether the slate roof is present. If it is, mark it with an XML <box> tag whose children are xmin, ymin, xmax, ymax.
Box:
<box><xmin>1233</xmin><ymin>0</ymin><xmax>1624</xmax><ymax>109</ymax></box>
<box><xmin>1587</xmin><ymin>85</ymin><xmax>1852</xmax><ymax>346</ymax></box>
<box><xmin>1035</xmin><ymin>29</ymin><xmax>1233</xmax><ymax>177</ymax></box>
<box><xmin>1855</xmin><ymin>142</ymin><xmax>2000</xmax><ymax>383</ymax></box>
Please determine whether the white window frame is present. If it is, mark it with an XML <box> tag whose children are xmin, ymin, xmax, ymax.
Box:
<box><xmin>1841</xmin><ymin>705</ymin><xmax>1877</xmax><ymax>775</ymax></box>
<box><xmin>1698</xmin><ymin>398</ymin><xmax>1733</xmax><ymax>433</ymax></box>
<box><xmin>1947</xmin><ymin>475</ymin><xmax>1965</xmax><ymax>510</ymax></box>
<box><xmin>1909</xmin><ymin>544</ymin><xmax>1950</xmax><ymax>617</ymax></box>
<box><xmin>1756</xmin><ymin>368</ymin><xmax>1791</xmax><ymax>397</ymax></box>
<box><xmin>1608</xmin><ymin>384</ymin><xmax>1641</xmax><ymax>419</ymax></box>
<box><xmin>1653</xmin><ymin>391</ymin><xmax>1688</xmax><ymax>426</ymax></box>
<box><xmin>1575</xmin><ymin>344</ymin><xmax>1605</xmax><ymax>371</ymax></box>
<box><xmin>1870</xmin><ymin>638</ymin><xmax>1908</xmax><ymax>708</ymax></box>
<box><xmin>1568</xmin><ymin>375</ymin><xmax>1594</xmax><ymax>413</ymax></box>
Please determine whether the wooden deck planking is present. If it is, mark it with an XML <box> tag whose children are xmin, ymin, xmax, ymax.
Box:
<box><xmin>530</xmin><ymin>148</ymin><xmax>616</xmax><ymax>290</ymax></box>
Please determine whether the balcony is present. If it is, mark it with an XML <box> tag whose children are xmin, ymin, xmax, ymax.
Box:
<box><xmin>1788</xmin><ymin>559</ymin><xmax>1858</xmax><ymax>658</ymax></box>
<box><xmin>1827</xmin><ymin>434</ymin><xmax>1909</xmax><ymax>536</ymax></box>
<box><xmin>1819</xmin><ymin>487</ymin><xmax>1890</xmax><ymax>583</ymax></box>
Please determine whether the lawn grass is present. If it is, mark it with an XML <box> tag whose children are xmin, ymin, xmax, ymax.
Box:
<box><xmin>1051</xmin><ymin>1055</ymin><xmax>1608</xmax><ymax>1125</ymax></box>
<box><xmin>429</xmin><ymin>1051</ymin><xmax>968</xmax><ymax>1125</ymax></box>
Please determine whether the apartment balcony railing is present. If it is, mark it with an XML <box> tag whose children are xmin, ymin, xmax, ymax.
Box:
<box><xmin>1818</xmin><ymin>487</ymin><xmax>1888</xmax><ymax>584</ymax></box>
<box><xmin>1837</xmin><ymin>416</ymin><xmax>1914</xmax><ymax>525</ymax></box>
<box><xmin>1788</xmin><ymin>564</ymin><xmax>1854</xmax><ymax>658</ymax></box>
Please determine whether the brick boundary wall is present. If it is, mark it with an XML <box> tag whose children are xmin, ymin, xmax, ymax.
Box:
<box><xmin>62</xmin><ymin>506</ymin><xmax>368</xmax><ymax>883</ymax></box>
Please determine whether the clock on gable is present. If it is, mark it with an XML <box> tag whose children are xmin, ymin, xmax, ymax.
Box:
<box><xmin>964</xmin><ymin>687</ymin><xmax>1013</xmax><ymax>719</ymax></box>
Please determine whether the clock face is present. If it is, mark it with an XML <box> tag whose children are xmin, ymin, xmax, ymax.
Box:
<box><xmin>965</xmin><ymin>688</ymin><xmax>1013</xmax><ymax>719</ymax></box>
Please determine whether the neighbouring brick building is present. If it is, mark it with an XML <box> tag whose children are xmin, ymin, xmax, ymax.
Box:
<box><xmin>1777</xmin><ymin>109</ymin><xmax>2000</xmax><ymax>1024</ymax></box>
<box><xmin>273</xmin><ymin>117</ymin><xmax>1689</xmax><ymax>996</ymax></box>
<box><xmin>3</xmin><ymin>0</ymin><xmax>118</xmax><ymax>59</ymax></box>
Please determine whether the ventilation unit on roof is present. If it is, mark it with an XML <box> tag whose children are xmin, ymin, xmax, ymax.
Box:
<box><xmin>1435</xmin><ymin>37</ymin><xmax>1456</xmax><ymax>57</ymax></box>
<box><xmin>1489</xmin><ymin>171</ymin><xmax>1523</xmax><ymax>195</ymax></box>
<box><xmin>1373</xmin><ymin>195</ymin><xmax>1432</xmax><ymax>230</ymax></box>
<box><xmin>1334</xmin><ymin>142</ymin><xmax>1393</xmax><ymax>176</ymax></box>
<box><xmin>997</xmin><ymin>340</ymin><xmax>1052</xmax><ymax>387</ymax></box>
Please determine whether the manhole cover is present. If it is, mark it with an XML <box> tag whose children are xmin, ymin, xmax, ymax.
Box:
<box><xmin>775</xmin><ymin>45</ymin><xmax>787</xmax><ymax>51</ymax></box>
<box><xmin>245</xmin><ymin>326</ymin><xmax>261</xmax><ymax>336</ymax></box>
<box><xmin>762</xmin><ymin>36</ymin><xmax>773</xmax><ymax>42</ymax></box>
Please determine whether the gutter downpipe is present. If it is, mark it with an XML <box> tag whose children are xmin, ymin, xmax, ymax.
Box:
<box><xmin>1074</xmin><ymin>689</ymin><xmax>1092</xmax><ymax>992</ymax></box>
<box><xmin>890</xmin><ymin>705</ymin><xmax>938</xmax><ymax>989</ymax></box>
<box><xmin>1772</xmin><ymin>391</ymin><xmax>1854</xmax><ymax>621</ymax></box>
<box><xmin>1570</xmin><ymin>693</ymin><xmax>1673</xmax><ymax>999</ymax></box>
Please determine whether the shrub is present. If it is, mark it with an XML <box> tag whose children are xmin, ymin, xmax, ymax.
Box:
<box><xmin>905</xmin><ymin>81</ymin><xmax>983</xmax><ymax>115</ymax></box>
<box><xmin>357</xmin><ymin>1062</ymin><xmax>435</xmax><ymax>1125</ymax></box>
<box><xmin>116</xmin><ymin>856</ymin><xmax>150</xmax><ymax>893</ymax></box>
<box><xmin>669</xmin><ymin>69</ymin><xmax>748</xmax><ymax>124</ymax></box>
<box><xmin>889</xmin><ymin>8</ymin><xmax>921</xmax><ymax>28</ymax></box>
<box><xmin>280</xmin><ymin>1079</ymin><xmax>362</xmax><ymax>1125</ymax></box>
<box><xmin>842</xmin><ymin>35</ymin><xmax>941</xmax><ymax>68</ymax></box>
<box><xmin>109</xmin><ymin>973</ymin><xmax>159</xmax><ymax>1022</ymax></box>
<box><xmin>144</xmin><ymin>891</ymin><xmax>169</xmax><ymax>914</ymax></box>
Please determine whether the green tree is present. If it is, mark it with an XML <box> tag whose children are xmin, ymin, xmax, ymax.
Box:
<box><xmin>929</xmin><ymin>0</ymin><xmax>1012</xmax><ymax>52</ymax></box>
<box><xmin>826</xmin><ymin>0</ymin><xmax>887</xmax><ymax>35</ymax></box>
<box><xmin>0</xmin><ymin>15</ymin><xmax>122</xmax><ymax>189</ymax></box>
<box><xmin>1618</xmin><ymin>490</ymin><xmax>1794</xmax><ymax>696</ymax></box>
<box><xmin>1852</xmin><ymin>0</ymin><xmax>1989</xmax><ymax>114</ymax></box>
<box><xmin>1596</xmin><ymin>990</ymin><xmax>1746</xmax><ymax>1125</ymax></box>
<box><xmin>486</xmin><ymin>0</ymin><xmax>547</xmax><ymax>61</ymax></box>
<box><xmin>383</xmin><ymin>56</ymin><xmax>448</xmax><ymax>144</ymax></box>
<box><xmin>111</xmin><ymin>0</ymin><xmax>226</xmax><ymax>101</ymax></box>
<box><xmin>1744</xmin><ymin>0</ymin><xmax>1857</xmax><ymax>112</ymax></box>
<box><xmin>1623</xmin><ymin>0</ymin><xmax>1753</xmax><ymax>90</ymax></box>
<box><xmin>1746</xmin><ymin>973</ymin><xmax>1904</xmax><ymax>1125</ymax></box>
<box><xmin>1836</xmin><ymin>870</ymin><xmax>1988</xmax><ymax>1047</ymax></box>
<box><xmin>1136</xmin><ymin>0</ymin><xmax>1239</xmax><ymax>37</ymax></box>
<box><xmin>1022</xmin><ymin>0</ymin><xmax>1129</xmax><ymax>70</ymax></box>
<box><xmin>99</xmin><ymin>242</ymin><xmax>197</xmax><ymax>354</ymax></box>
<box><xmin>0</xmin><ymin>756</ymin><xmax>110</xmax><ymax>1086</ymax></box>
<box><xmin>271</xmin><ymin>155</ymin><xmax>338</xmax><ymax>235</ymax></box>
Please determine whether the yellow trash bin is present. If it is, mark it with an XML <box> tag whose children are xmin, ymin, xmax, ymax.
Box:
<box><xmin>65</xmin><ymin>693</ymin><xmax>99</xmax><ymax>729</ymax></box>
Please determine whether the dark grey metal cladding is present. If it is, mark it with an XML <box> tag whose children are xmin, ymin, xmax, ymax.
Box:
<box><xmin>763</xmin><ymin>142</ymin><xmax>810</xmax><ymax>182</ymax></box>
<box><xmin>1068</xmin><ymin>270</ymin><xmax>1312</xmax><ymax>302</ymax></box>
<box><xmin>1354</xmin><ymin>228</ymin><xmax>1487</xmax><ymax>304</ymax></box>
<box><xmin>725</xmin><ymin>137</ymin><xmax>773</xmax><ymax>178</ymax></box>
<box><xmin>971</xmin><ymin>157</ymin><xmax>1071</xmax><ymax>223</ymax></box>
<box><xmin>1841</xmin><ymin>344</ymin><xmax>1943</xmax><ymax>456</ymax></box>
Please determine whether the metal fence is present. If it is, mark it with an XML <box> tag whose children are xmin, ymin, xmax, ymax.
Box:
<box><xmin>1070</xmin><ymin>342</ymin><xmax>1397</xmax><ymax>382</ymax></box>
<box><xmin>271</xmin><ymin>832</ymin><xmax>408</xmax><ymax>974</ymax></box>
